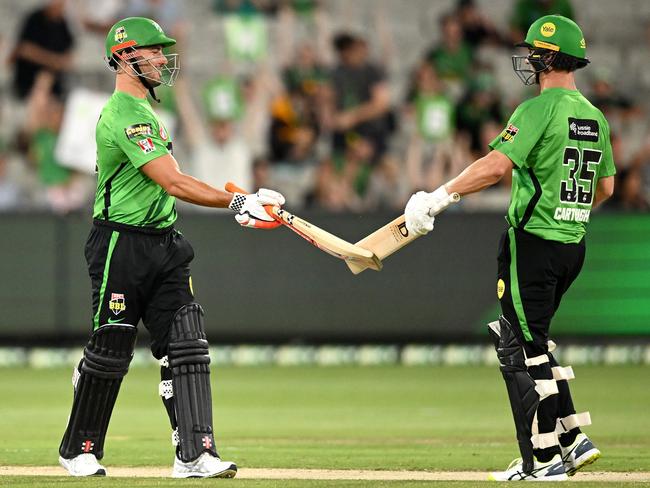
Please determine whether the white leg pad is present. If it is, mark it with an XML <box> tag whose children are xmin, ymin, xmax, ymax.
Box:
<box><xmin>160</xmin><ymin>355</ymin><xmax>169</xmax><ymax>367</ymax></box>
<box><xmin>547</xmin><ymin>340</ymin><xmax>557</xmax><ymax>352</ymax></box>
<box><xmin>556</xmin><ymin>411</ymin><xmax>592</xmax><ymax>433</ymax></box>
<box><xmin>171</xmin><ymin>427</ymin><xmax>179</xmax><ymax>446</ymax></box>
<box><xmin>72</xmin><ymin>365</ymin><xmax>81</xmax><ymax>389</ymax></box>
<box><xmin>534</xmin><ymin>379</ymin><xmax>559</xmax><ymax>400</ymax></box>
<box><xmin>159</xmin><ymin>379</ymin><xmax>173</xmax><ymax>399</ymax></box>
<box><xmin>531</xmin><ymin>431</ymin><xmax>560</xmax><ymax>449</ymax></box>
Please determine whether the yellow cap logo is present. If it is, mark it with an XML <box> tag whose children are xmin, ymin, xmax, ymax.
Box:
<box><xmin>497</xmin><ymin>279</ymin><xmax>505</xmax><ymax>299</ymax></box>
<box><xmin>580</xmin><ymin>38</ymin><xmax>586</xmax><ymax>49</ymax></box>
<box><xmin>540</xmin><ymin>22</ymin><xmax>556</xmax><ymax>37</ymax></box>
<box><xmin>114</xmin><ymin>26</ymin><xmax>127</xmax><ymax>43</ymax></box>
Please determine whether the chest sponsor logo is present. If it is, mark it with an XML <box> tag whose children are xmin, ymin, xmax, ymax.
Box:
<box><xmin>568</xmin><ymin>118</ymin><xmax>599</xmax><ymax>142</ymax></box>
<box><xmin>501</xmin><ymin>124</ymin><xmax>519</xmax><ymax>143</ymax></box>
<box><xmin>125</xmin><ymin>123</ymin><xmax>153</xmax><ymax>140</ymax></box>
<box><xmin>109</xmin><ymin>293</ymin><xmax>126</xmax><ymax>315</ymax></box>
<box><xmin>137</xmin><ymin>137</ymin><xmax>156</xmax><ymax>154</ymax></box>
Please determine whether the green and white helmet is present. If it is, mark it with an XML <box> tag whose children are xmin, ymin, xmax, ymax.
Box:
<box><xmin>512</xmin><ymin>15</ymin><xmax>589</xmax><ymax>85</ymax></box>
<box><xmin>105</xmin><ymin>17</ymin><xmax>180</xmax><ymax>90</ymax></box>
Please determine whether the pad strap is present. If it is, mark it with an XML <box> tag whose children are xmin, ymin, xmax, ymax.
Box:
<box><xmin>556</xmin><ymin>412</ymin><xmax>591</xmax><ymax>433</ymax></box>
<box><xmin>534</xmin><ymin>379</ymin><xmax>559</xmax><ymax>400</ymax></box>
<box><xmin>525</xmin><ymin>353</ymin><xmax>549</xmax><ymax>367</ymax></box>
<box><xmin>531</xmin><ymin>431</ymin><xmax>560</xmax><ymax>449</ymax></box>
<box><xmin>552</xmin><ymin>366</ymin><xmax>575</xmax><ymax>381</ymax></box>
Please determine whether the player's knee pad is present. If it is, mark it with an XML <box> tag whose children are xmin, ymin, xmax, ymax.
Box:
<box><xmin>487</xmin><ymin>317</ymin><xmax>560</xmax><ymax>472</ymax></box>
<box><xmin>59</xmin><ymin>324</ymin><xmax>137</xmax><ymax>460</ymax></box>
<box><xmin>167</xmin><ymin>303</ymin><xmax>217</xmax><ymax>462</ymax></box>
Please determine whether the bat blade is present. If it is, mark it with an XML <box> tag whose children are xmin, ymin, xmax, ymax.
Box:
<box><xmin>346</xmin><ymin>192</ymin><xmax>460</xmax><ymax>274</ymax></box>
<box><xmin>226</xmin><ymin>182</ymin><xmax>382</xmax><ymax>271</ymax></box>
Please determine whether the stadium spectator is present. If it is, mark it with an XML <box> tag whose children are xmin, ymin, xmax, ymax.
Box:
<box><xmin>424</xmin><ymin>13</ymin><xmax>473</xmax><ymax>87</ymax></box>
<box><xmin>455</xmin><ymin>0</ymin><xmax>505</xmax><ymax>48</ymax></box>
<box><xmin>122</xmin><ymin>0</ymin><xmax>188</xmax><ymax>43</ymax></box>
<box><xmin>9</xmin><ymin>0</ymin><xmax>75</xmax><ymax>101</ymax></box>
<box><xmin>310</xmin><ymin>134</ymin><xmax>375</xmax><ymax>212</ymax></box>
<box><xmin>589</xmin><ymin>69</ymin><xmax>643</xmax><ymax>123</ymax></box>
<box><xmin>0</xmin><ymin>145</ymin><xmax>23</xmax><ymax>211</ymax></box>
<box><xmin>326</xmin><ymin>32</ymin><xmax>392</xmax><ymax>162</ymax></box>
<box><xmin>455</xmin><ymin>71</ymin><xmax>506</xmax><ymax>156</ymax></box>
<box><xmin>509</xmin><ymin>0</ymin><xmax>574</xmax><ymax>43</ymax></box>
<box><xmin>175</xmin><ymin>76</ymin><xmax>253</xmax><ymax>194</ymax></box>
<box><xmin>362</xmin><ymin>154</ymin><xmax>410</xmax><ymax>211</ymax></box>
<box><xmin>614</xmin><ymin>134</ymin><xmax>650</xmax><ymax>210</ymax></box>
<box><xmin>23</xmin><ymin>71</ymin><xmax>88</xmax><ymax>213</ymax></box>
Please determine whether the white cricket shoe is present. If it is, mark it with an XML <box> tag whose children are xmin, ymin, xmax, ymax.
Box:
<box><xmin>561</xmin><ymin>433</ymin><xmax>601</xmax><ymax>476</ymax></box>
<box><xmin>172</xmin><ymin>452</ymin><xmax>237</xmax><ymax>478</ymax></box>
<box><xmin>488</xmin><ymin>454</ymin><xmax>568</xmax><ymax>481</ymax></box>
<box><xmin>59</xmin><ymin>453</ymin><xmax>107</xmax><ymax>476</ymax></box>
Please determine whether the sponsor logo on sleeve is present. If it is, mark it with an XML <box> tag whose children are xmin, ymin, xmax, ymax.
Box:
<box><xmin>137</xmin><ymin>138</ymin><xmax>156</xmax><ymax>154</ymax></box>
<box><xmin>568</xmin><ymin>118</ymin><xmax>599</xmax><ymax>142</ymax></box>
<box><xmin>125</xmin><ymin>123</ymin><xmax>153</xmax><ymax>140</ymax></box>
<box><xmin>501</xmin><ymin>124</ymin><xmax>519</xmax><ymax>143</ymax></box>
<box><xmin>159</xmin><ymin>124</ymin><xmax>169</xmax><ymax>141</ymax></box>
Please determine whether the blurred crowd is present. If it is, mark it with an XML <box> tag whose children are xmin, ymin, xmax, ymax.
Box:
<box><xmin>0</xmin><ymin>0</ymin><xmax>649</xmax><ymax>214</ymax></box>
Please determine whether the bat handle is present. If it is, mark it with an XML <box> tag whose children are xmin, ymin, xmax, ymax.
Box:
<box><xmin>225</xmin><ymin>182</ymin><xmax>246</xmax><ymax>194</ymax></box>
<box><xmin>225</xmin><ymin>181</ymin><xmax>280</xmax><ymax>221</ymax></box>
<box><xmin>428</xmin><ymin>192</ymin><xmax>460</xmax><ymax>217</ymax></box>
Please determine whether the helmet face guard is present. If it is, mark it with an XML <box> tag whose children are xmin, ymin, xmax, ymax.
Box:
<box><xmin>108</xmin><ymin>47</ymin><xmax>180</xmax><ymax>87</ymax></box>
<box><xmin>512</xmin><ymin>49</ymin><xmax>556</xmax><ymax>85</ymax></box>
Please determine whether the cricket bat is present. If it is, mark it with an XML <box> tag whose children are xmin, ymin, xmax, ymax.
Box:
<box><xmin>346</xmin><ymin>191</ymin><xmax>461</xmax><ymax>274</ymax></box>
<box><xmin>226</xmin><ymin>182</ymin><xmax>382</xmax><ymax>271</ymax></box>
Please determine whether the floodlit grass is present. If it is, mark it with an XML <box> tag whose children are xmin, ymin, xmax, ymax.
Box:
<box><xmin>0</xmin><ymin>365</ymin><xmax>648</xmax><ymax>487</ymax></box>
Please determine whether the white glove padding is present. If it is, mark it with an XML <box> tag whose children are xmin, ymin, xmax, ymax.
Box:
<box><xmin>229</xmin><ymin>188</ymin><xmax>286</xmax><ymax>229</ymax></box>
<box><xmin>405</xmin><ymin>191</ymin><xmax>436</xmax><ymax>236</ymax></box>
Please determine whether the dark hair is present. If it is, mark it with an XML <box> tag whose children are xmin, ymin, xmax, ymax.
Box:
<box><xmin>549</xmin><ymin>51</ymin><xmax>589</xmax><ymax>72</ymax></box>
<box><xmin>333</xmin><ymin>33</ymin><xmax>357</xmax><ymax>53</ymax></box>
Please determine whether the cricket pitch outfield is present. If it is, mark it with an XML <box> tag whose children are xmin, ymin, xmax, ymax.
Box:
<box><xmin>1</xmin><ymin>365</ymin><xmax>648</xmax><ymax>487</ymax></box>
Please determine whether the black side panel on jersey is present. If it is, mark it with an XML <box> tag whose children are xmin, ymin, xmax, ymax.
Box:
<box><xmin>168</xmin><ymin>303</ymin><xmax>218</xmax><ymax>462</ymax></box>
<box><xmin>59</xmin><ymin>324</ymin><xmax>137</xmax><ymax>459</ymax></box>
<box><xmin>519</xmin><ymin>168</ymin><xmax>543</xmax><ymax>229</ymax></box>
<box><xmin>102</xmin><ymin>162</ymin><xmax>128</xmax><ymax>220</ymax></box>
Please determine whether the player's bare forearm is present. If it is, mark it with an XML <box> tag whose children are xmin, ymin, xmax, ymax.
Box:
<box><xmin>592</xmin><ymin>175</ymin><xmax>615</xmax><ymax>208</ymax></box>
<box><xmin>141</xmin><ymin>154</ymin><xmax>233</xmax><ymax>208</ymax></box>
<box><xmin>167</xmin><ymin>174</ymin><xmax>233</xmax><ymax>207</ymax></box>
<box><xmin>446</xmin><ymin>150</ymin><xmax>513</xmax><ymax>196</ymax></box>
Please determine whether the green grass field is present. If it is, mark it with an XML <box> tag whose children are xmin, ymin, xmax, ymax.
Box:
<box><xmin>1</xmin><ymin>365</ymin><xmax>649</xmax><ymax>487</ymax></box>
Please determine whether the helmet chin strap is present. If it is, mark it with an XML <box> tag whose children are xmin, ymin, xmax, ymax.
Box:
<box><xmin>131</xmin><ymin>61</ymin><xmax>160</xmax><ymax>103</ymax></box>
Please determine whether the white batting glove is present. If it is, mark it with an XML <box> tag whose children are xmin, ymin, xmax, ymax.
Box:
<box><xmin>405</xmin><ymin>191</ymin><xmax>436</xmax><ymax>236</ymax></box>
<box><xmin>229</xmin><ymin>188</ymin><xmax>286</xmax><ymax>229</ymax></box>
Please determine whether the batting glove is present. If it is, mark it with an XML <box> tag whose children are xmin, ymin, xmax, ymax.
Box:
<box><xmin>405</xmin><ymin>191</ymin><xmax>436</xmax><ymax>236</ymax></box>
<box><xmin>229</xmin><ymin>188</ymin><xmax>286</xmax><ymax>229</ymax></box>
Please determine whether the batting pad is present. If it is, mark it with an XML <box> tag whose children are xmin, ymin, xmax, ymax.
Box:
<box><xmin>168</xmin><ymin>303</ymin><xmax>218</xmax><ymax>462</ymax></box>
<box><xmin>59</xmin><ymin>324</ymin><xmax>137</xmax><ymax>460</ymax></box>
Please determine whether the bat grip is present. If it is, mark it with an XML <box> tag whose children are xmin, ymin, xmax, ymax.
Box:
<box><xmin>428</xmin><ymin>192</ymin><xmax>461</xmax><ymax>217</ymax></box>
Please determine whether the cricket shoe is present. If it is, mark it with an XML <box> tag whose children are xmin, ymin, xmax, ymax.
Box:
<box><xmin>59</xmin><ymin>453</ymin><xmax>106</xmax><ymax>476</ymax></box>
<box><xmin>488</xmin><ymin>454</ymin><xmax>568</xmax><ymax>481</ymax></box>
<box><xmin>172</xmin><ymin>452</ymin><xmax>237</xmax><ymax>478</ymax></box>
<box><xmin>561</xmin><ymin>433</ymin><xmax>601</xmax><ymax>476</ymax></box>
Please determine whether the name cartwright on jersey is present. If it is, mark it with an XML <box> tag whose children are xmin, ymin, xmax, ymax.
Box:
<box><xmin>554</xmin><ymin>207</ymin><xmax>590</xmax><ymax>223</ymax></box>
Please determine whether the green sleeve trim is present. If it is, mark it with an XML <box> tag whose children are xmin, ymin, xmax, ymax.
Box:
<box><xmin>508</xmin><ymin>227</ymin><xmax>533</xmax><ymax>341</ymax></box>
<box><xmin>93</xmin><ymin>231</ymin><xmax>120</xmax><ymax>330</ymax></box>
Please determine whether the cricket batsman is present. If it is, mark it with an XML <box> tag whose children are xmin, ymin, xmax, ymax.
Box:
<box><xmin>404</xmin><ymin>15</ymin><xmax>615</xmax><ymax>481</ymax></box>
<box><xmin>58</xmin><ymin>17</ymin><xmax>285</xmax><ymax>477</ymax></box>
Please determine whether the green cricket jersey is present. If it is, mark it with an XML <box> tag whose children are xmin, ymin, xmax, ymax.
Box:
<box><xmin>489</xmin><ymin>87</ymin><xmax>616</xmax><ymax>244</ymax></box>
<box><xmin>93</xmin><ymin>91</ymin><xmax>175</xmax><ymax>228</ymax></box>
